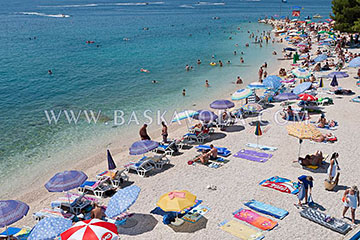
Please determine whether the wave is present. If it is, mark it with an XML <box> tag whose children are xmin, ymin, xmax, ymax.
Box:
<box><xmin>179</xmin><ymin>4</ymin><xmax>195</xmax><ymax>8</ymax></box>
<box><xmin>19</xmin><ymin>12</ymin><xmax>70</xmax><ymax>18</ymax></box>
<box><xmin>39</xmin><ymin>2</ymin><xmax>164</xmax><ymax>8</ymax></box>
<box><xmin>39</xmin><ymin>4</ymin><xmax>99</xmax><ymax>8</ymax></box>
<box><xmin>195</xmin><ymin>2</ymin><xmax>225</xmax><ymax>6</ymax></box>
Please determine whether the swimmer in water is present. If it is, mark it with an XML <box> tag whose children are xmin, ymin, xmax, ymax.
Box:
<box><xmin>197</xmin><ymin>59</ymin><xmax>201</xmax><ymax>64</ymax></box>
<box><xmin>245</xmin><ymin>43</ymin><xmax>249</xmax><ymax>47</ymax></box>
<box><xmin>140</xmin><ymin>68</ymin><xmax>150</xmax><ymax>73</ymax></box>
<box><xmin>236</xmin><ymin>76</ymin><xmax>243</xmax><ymax>84</ymax></box>
<box><xmin>219</xmin><ymin>60</ymin><xmax>223</xmax><ymax>67</ymax></box>
<box><xmin>234</xmin><ymin>51</ymin><xmax>237</xmax><ymax>55</ymax></box>
<box><xmin>240</xmin><ymin>57</ymin><xmax>244</xmax><ymax>63</ymax></box>
<box><xmin>182</xmin><ymin>89</ymin><xmax>186</xmax><ymax>96</ymax></box>
<box><xmin>48</xmin><ymin>70</ymin><xmax>53</xmax><ymax>75</ymax></box>
<box><xmin>185</xmin><ymin>65</ymin><xmax>190</xmax><ymax>71</ymax></box>
<box><xmin>227</xmin><ymin>60</ymin><xmax>231</xmax><ymax>64</ymax></box>
<box><xmin>205</xmin><ymin>80</ymin><xmax>209</xmax><ymax>87</ymax></box>
<box><xmin>152</xmin><ymin>80</ymin><xmax>158</xmax><ymax>84</ymax></box>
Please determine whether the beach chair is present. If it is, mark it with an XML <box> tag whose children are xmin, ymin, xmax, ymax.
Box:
<box><xmin>33</xmin><ymin>207</ymin><xmax>75</xmax><ymax>221</ymax></box>
<box><xmin>155</xmin><ymin>140</ymin><xmax>179</xmax><ymax>156</ymax></box>
<box><xmin>124</xmin><ymin>156</ymin><xmax>154</xmax><ymax>177</ymax></box>
<box><xmin>148</xmin><ymin>154</ymin><xmax>170</xmax><ymax>169</ymax></box>
<box><xmin>96</xmin><ymin>169</ymin><xmax>129</xmax><ymax>188</ymax></box>
<box><xmin>183</xmin><ymin>132</ymin><xmax>209</xmax><ymax>143</ymax></box>
<box><xmin>78</xmin><ymin>177</ymin><xmax>115</xmax><ymax>198</ymax></box>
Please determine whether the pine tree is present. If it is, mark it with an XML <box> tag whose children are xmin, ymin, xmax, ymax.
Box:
<box><xmin>331</xmin><ymin>0</ymin><xmax>360</xmax><ymax>32</ymax></box>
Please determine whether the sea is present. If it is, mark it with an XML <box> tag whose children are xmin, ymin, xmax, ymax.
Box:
<box><xmin>0</xmin><ymin>0</ymin><xmax>332</xmax><ymax>195</ymax></box>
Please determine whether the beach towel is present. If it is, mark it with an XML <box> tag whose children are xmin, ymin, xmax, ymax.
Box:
<box><xmin>246</xmin><ymin>143</ymin><xmax>277</xmax><ymax>151</ymax></box>
<box><xmin>259</xmin><ymin>176</ymin><xmax>299</xmax><ymax>194</ymax></box>
<box><xmin>300</xmin><ymin>207</ymin><xmax>351</xmax><ymax>234</ymax></box>
<box><xmin>244</xmin><ymin>200</ymin><xmax>288</xmax><ymax>219</ymax></box>
<box><xmin>234</xmin><ymin>149</ymin><xmax>272</xmax><ymax>163</ymax></box>
<box><xmin>219</xmin><ymin>220</ymin><xmax>264</xmax><ymax>240</ymax></box>
<box><xmin>233</xmin><ymin>208</ymin><xmax>278</xmax><ymax>231</ymax></box>
<box><xmin>195</xmin><ymin>145</ymin><xmax>231</xmax><ymax>157</ymax></box>
<box><xmin>351</xmin><ymin>97</ymin><xmax>360</xmax><ymax>103</ymax></box>
<box><xmin>182</xmin><ymin>205</ymin><xmax>210</xmax><ymax>223</ymax></box>
<box><xmin>344</xmin><ymin>225</ymin><xmax>360</xmax><ymax>240</ymax></box>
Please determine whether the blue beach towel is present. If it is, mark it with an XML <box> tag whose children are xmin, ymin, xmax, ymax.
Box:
<box><xmin>195</xmin><ymin>145</ymin><xmax>231</xmax><ymax>157</ymax></box>
<box><xmin>244</xmin><ymin>200</ymin><xmax>289</xmax><ymax>220</ymax></box>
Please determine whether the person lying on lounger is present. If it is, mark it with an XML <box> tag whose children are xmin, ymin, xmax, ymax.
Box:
<box><xmin>295</xmin><ymin>151</ymin><xmax>324</xmax><ymax>166</ymax></box>
<box><xmin>311</xmin><ymin>133</ymin><xmax>336</xmax><ymax>142</ymax></box>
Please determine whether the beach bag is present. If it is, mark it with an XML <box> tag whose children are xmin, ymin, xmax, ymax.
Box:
<box><xmin>308</xmin><ymin>194</ymin><xmax>314</xmax><ymax>207</ymax></box>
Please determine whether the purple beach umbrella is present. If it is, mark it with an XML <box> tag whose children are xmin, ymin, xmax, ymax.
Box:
<box><xmin>0</xmin><ymin>200</ymin><xmax>29</xmax><ymax>228</ymax></box>
<box><xmin>107</xmin><ymin>149</ymin><xmax>116</xmax><ymax>170</ymax></box>
<box><xmin>193</xmin><ymin>110</ymin><xmax>218</xmax><ymax>122</ymax></box>
<box><xmin>210</xmin><ymin>100</ymin><xmax>235</xmax><ymax>109</ymax></box>
<box><xmin>129</xmin><ymin>140</ymin><xmax>159</xmax><ymax>155</ymax></box>
<box><xmin>274</xmin><ymin>92</ymin><xmax>299</xmax><ymax>101</ymax></box>
<box><xmin>328</xmin><ymin>71</ymin><xmax>349</xmax><ymax>78</ymax></box>
<box><xmin>330</xmin><ymin>75</ymin><xmax>338</xmax><ymax>87</ymax></box>
<box><xmin>45</xmin><ymin>170</ymin><xmax>88</xmax><ymax>192</ymax></box>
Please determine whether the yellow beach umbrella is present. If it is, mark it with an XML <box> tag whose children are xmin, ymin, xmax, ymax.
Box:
<box><xmin>157</xmin><ymin>190</ymin><xmax>196</xmax><ymax>212</ymax></box>
<box><xmin>286</xmin><ymin>122</ymin><xmax>321</xmax><ymax>139</ymax></box>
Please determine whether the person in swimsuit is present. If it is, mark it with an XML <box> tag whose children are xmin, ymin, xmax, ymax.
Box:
<box><xmin>342</xmin><ymin>186</ymin><xmax>360</xmax><ymax>224</ymax></box>
<box><xmin>139</xmin><ymin>124</ymin><xmax>151</xmax><ymax>140</ymax></box>
<box><xmin>161</xmin><ymin>121</ymin><xmax>168</xmax><ymax>143</ymax></box>
<box><xmin>205</xmin><ymin>80</ymin><xmax>209</xmax><ymax>87</ymax></box>
<box><xmin>296</xmin><ymin>151</ymin><xmax>323</xmax><ymax>166</ymax></box>
<box><xmin>208</xmin><ymin>144</ymin><xmax>218</xmax><ymax>160</ymax></box>
<box><xmin>328</xmin><ymin>152</ymin><xmax>340</xmax><ymax>181</ymax></box>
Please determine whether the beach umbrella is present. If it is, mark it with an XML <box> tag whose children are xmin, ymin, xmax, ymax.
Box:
<box><xmin>292</xmin><ymin>68</ymin><xmax>312</xmax><ymax>79</ymax></box>
<box><xmin>193</xmin><ymin>110</ymin><xmax>218</xmax><ymax>122</ymax></box>
<box><xmin>330</xmin><ymin>75</ymin><xmax>338</xmax><ymax>87</ymax></box>
<box><xmin>263</xmin><ymin>75</ymin><xmax>282</xmax><ymax>89</ymax></box>
<box><xmin>157</xmin><ymin>190</ymin><xmax>196</xmax><ymax>212</ymax></box>
<box><xmin>28</xmin><ymin>217</ymin><xmax>72</xmax><ymax>240</ymax></box>
<box><xmin>298</xmin><ymin>93</ymin><xmax>317</xmax><ymax>101</ymax></box>
<box><xmin>293</xmin><ymin>52</ymin><xmax>300</xmax><ymax>64</ymax></box>
<box><xmin>107</xmin><ymin>149</ymin><xmax>116</xmax><ymax>170</ymax></box>
<box><xmin>45</xmin><ymin>170</ymin><xmax>88</xmax><ymax>192</ymax></box>
<box><xmin>60</xmin><ymin>219</ymin><xmax>118</xmax><ymax>240</ymax></box>
<box><xmin>171</xmin><ymin>110</ymin><xmax>197</xmax><ymax>122</ymax></box>
<box><xmin>284</xmin><ymin>47</ymin><xmax>296</xmax><ymax>51</ymax></box>
<box><xmin>247</xmin><ymin>82</ymin><xmax>266</xmax><ymax>89</ymax></box>
<box><xmin>327</xmin><ymin>71</ymin><xmax>349</xmax><ymax>78</ymax></box>
<box><xmin>314</xmin><ymin>54</ymin><xmax>327</xmax><ymax>62</ymax></box>
<box><xmin>242</xmin><ymin>103</ymin><xmax>263</xmax><ymax>113</ymax></box>
<box><xmin>357</xmin><ymin>80</ymin><xmax>360</xmax><ymax>87</ymax></box>
<box><xmin>105</xmin><ymin>185</ymin><xmax>141</xmax><ymax>218</ymax></box>
<box><xmin>280</xmin><ymin>78</ymin><xmax>295</xmax><ymax>84</ymax></box>
<box><xmin>129</xmin><ymin>140</ymin><xmax>159</xmax><ymax>155</ymax></box>
<box><xmin>349</xmin><ymin>57</ymin><xmax>360</xmax><ymax>68</ymax></box>
<box><xmin>232</xmin><ymin>89</ymin><xmax>252</xmax><ymax>100</ymax></box>
<box><xmin>286</xmin><ymin>123</ymin><xmax>322</xmax><ymax>158</ymax></box>
<box><xmin>210</xmin><ymin>100</ymin><xmax>235</xmax><ymax>109</ymax></box>
<box><xmin>0</xmin><ymin>200</ymin><xmax>29</xmax><ymax>229</ymax></box>
<box><xmin>274</xmin><ymin>92</ymin><xmax>298</xmax><ymax>101</ymax></box>
<box><xmin>319</xmin><ymin>78</ymin><xmax>324</xmax><ymax>88</ymax></box>
<box><xmin>293</xmin><ymin>82</ymin><xmax>312</xmax><ymax>94</ymax></box>
<box><xmin>254</xmin><ymin>121</ymin><xmax>262</xmax><ymax>146</ymax></box>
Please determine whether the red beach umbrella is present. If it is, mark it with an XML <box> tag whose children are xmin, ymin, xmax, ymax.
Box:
<box><xmin>298</xmin><ymin>93</ymin><xmax>317</xmax><ymax>101</ymax></box>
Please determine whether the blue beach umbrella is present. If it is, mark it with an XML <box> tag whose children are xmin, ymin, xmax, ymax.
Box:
<box><xmin>274</xmin><ymin>92</ymin><xmax>298</xmax><ymax>101</ymax></box>
<box><xmin>0</xmin><ymin>200</ymin><xmax>29</xmax><ymax>228</ymax></box>
<box><xmin>232</xmin><ymin>89</ymin><xmax>252</xmax><ymax>100</ymax></box>
<box><xmin>28</xmin><ymin>217</ymin><xmax>72</xmax><ymax>240</ymax></box>
<box><xmin>107</xmin><ymin>149</ymin><xmax>116</xmax><ymax>170</ymax></box>
<box><xmin>129</xmin><ymin>140</ymin><xmax>159</xmax><ymax>155</ymax></box>
<box><xmin>349</xmin><ymin>57</ymin><xmax>360</xmax><ymax>68</ymax></box>
<box><xmin>263</xmin><ymin>75</ymin><xmax>282</xmax><ymax>89</ymax></box>
<box><xmin>330</xmin><ymin>75</ymin><xmax>338</xmax><ymax>87</ymax></box>
<box><xmin>193</xmin><ymin>110</ymin><xmax>218</xmax><ymax>122</ymax></box>
<box><xmin>45</xmin><ymin>170</ymin><xmax>88</xmax><ymax>192</ymax></box>
<box><xmin>284</xmin><ymin>47</ymin><xmax>296</xmax><ymax>51</ymax></box>
<box><xmin>314</xmin><ymin>54</ymin><xmax>327</xmax><ymax>62</ymax></box>
<box><xmin>247</xmin><ymin>82</ymin><xmax>266</xmax><ymax>89</ymax></box>
<box><xmin>293</xmin><ymin>82</ymin><xmax>312</xmax><ymax>95</ymax></box>
<box><xmin>210</xmin><ymin>100</ymin><xmax>235</xmax><ymax>109</ymax></box>
<box><xmin>171</xmin><ymin>110</ymin><xmax>197</xmax><ymax>122</ymax></box>
<box><xmin>105</xmin><ymin>185</ymin><xmax>141</xmax><ymax>218</ymax></box>
<box><xmin>328</xmin><ymin>71</ymin><xmax>349</xmax><ymax>78</ymax></box>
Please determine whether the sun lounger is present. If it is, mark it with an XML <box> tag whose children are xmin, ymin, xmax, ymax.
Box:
<box><xmin>195</xmin><ymin>145</ymin><xmax>231</xmax><ymax>157</ymax></box>
<box><xmin>300</xmin><ymin>207</ymin><xmax>351</xmax><ymax>234</ymax></box>
<box><xmin>147</xmin><ymin>154</ymin><xmax>170</xmax><ymax>169</ymax></box>
<box><xmin>124</xmin><ymin>156</ymin><xmax>154</xmax><ymax>177</ymax></box>
<box><xmin>344</xmin><ymin>225</ymin><xmax>360</xmax><ymax>240</ymax></box>
<box><xmin>78</xmin><ymin>177</ymin><xmax>115</xmax><ymax>198</ymax></box>
<box><xmin>233</xmin><ymin>208</ymin><xmax>278</xmax><ymax>231</ymax></box>
<box><xmin>244</xmin><ymin>200</ymin><xmax>288</xmax><ymax>219</ymax></box>
<box><xmin>33</xmin><ymin>208</ymin><xmax>75</xmax><ymax>221</ymax></box>
<box><xmin>0</xmin><ymin>227</ymin><xmax>32</xmax><ymax>240</ymax></box>
<box><xmin>219</xmin><ymin>220</ymin><xmax>264</xmax><ymax>240</ymax></box>
<box><xmin>183</xmin><ymin>132</ymin><xmax>209</xmax><ymax>143</ymax></box>
<box><xmin>96</xmin><ymin>170</ymin><xmax>129</xmax><ymax>188</ymax></box>
<box><xmin>154</xmin><ymin>140</ymin><xmax>179</xmax><ymax>156</ymax></box>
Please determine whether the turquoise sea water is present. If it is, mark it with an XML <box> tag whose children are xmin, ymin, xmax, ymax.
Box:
<box><xmin>0</xmin><ymin>0</ymin><xmax>332</xmax><ymax>194</ymax></box>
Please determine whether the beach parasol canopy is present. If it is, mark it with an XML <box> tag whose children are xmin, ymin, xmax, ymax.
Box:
<box><xmin>292</xmin><ymin>68</ymin><xmax>312</xmax><ymax>79</ymax></box>
<box><xmin>327</xmin><ymin>71</ymin><xmax>349</xmax><ymax>78</ymax></box>
<box><xmin>105</xmin><ymin>185</ymin><xmax>141</xmax><ymax>218</ymax></box>
<box><xmin>284</xmin><ymin>47</ymin><xmax>296</xmax><ymax>51</ymax></box>
<box><xmin>293</xmin><ymin>82</ymin><xmax>312</xmax><ymax>95</ymax></box>
<box><xmin>280</xmin><ymin>78</ymin><xmax>295</xmax><ymax>84</ymax></box>
<box><xmin>286</xmin><ymin>123</ymin><xmax>321</xmax><ymax>140</ymax></box>
<box><xmin>129</xmin><ymin>140</ymin><xmax>159</xmax><ymax>155</ymax></box>
<box><xmin>247</xmin><ymin>82</ymin><xmax>266</xmax><ymax>89</ymax></box>
<box><xmin>0</xmin><ymin>200</ymin><xmax>29</xmax><ymax>228</ymax></box>
<box><xmin>171</xmin><ymin>110</ymin><xmax>197</xmax><ymax>122</ymax></box>
<box><xmin>157</xmin><ymin>190</ymin><xmax>196</xmax><ymax>212</ymax></box>
<box><xmin>319</xmin><ymin>78</ymin><xmax>324</xmax><ymax>88</ymax></box>
<box><xmin>28</xmin><ymin>217</ymin><xmax>72</xmax><ymax>240</ymax></box>
<box><xmin>45</xmin><ymin>171</ymin><xmax>88</xmax><ymax>192</ymax></box>
<box><xmin>242</xmin><ymin>103</ymin><xmax>263</xmax><ymax>113</ymax></box>
<box><xmin>349</xmin><ymin>57</ymin><xmax>360</xmax><ymax>68</ymax></box>
<box><xmin>60</xmin><ymin>219</ymin><xmax>118</xmax><ymax>240</ymax></box>
<box><xmin>210</xmin><ymin>100</ymin><xmax>235</xmax><ymax>109</ymax></box>
<box><xmin>330</xmin><ymin>75</ymin><xmax>338</xmax><ymax>87</ymax></box>
<box><xmin>263</xmin><ymin>75</ymin><xmax>282</xmax><ymax>89</ymax></box>
<box><xmin>193</xmin><ymin>110</ymin><xmax>218</xmax><ymax>122</ymax></box>
<box><xmin>314</xmin><ymin>54</ymin><xmax>327</xmax><ymax>62</ymax></box>
<box><xmin>274</xmin><ymin>92</ymin><xmax>298</xmax><ymax>101</ymax></box>
<box><xmin>298</xmin><ymin>93</ymin><xmax>318</xmax><ymax>101</ymax></box>
<box><xmin>232</xmin><ymin>89</ymin><xmax>252</xmax><ymax>100</ymax></box>
<box><xmin>357</xmin><ymin>80</ymin><xmax>360</xmax><ymax>87</ymax></box>
<box><xmin>107</xmin><ymin>149</ymin><xmax>116</xmax><ymax>170</ymax></box>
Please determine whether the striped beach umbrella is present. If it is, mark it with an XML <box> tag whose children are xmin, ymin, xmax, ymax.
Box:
<box><xmin>242</xmin><ymin>103</ymin><xmax>263</xmax><ymax>113</ymax></box>
<box><xmin>232</xmin><ymin>89</ymin><xmax>252</xmax><ymax>100</ymax></box>
<box><xmin>298</xmin><ymin>93</ymin><xmax>318</xmax><ymax>101</ymax></box>
<box><xmin>60</xmin><ymin>219</ymin><xmax>118</xmax><ymax>240</ymax></box>
<box><xmin>45</xmin><ymin>171</ymin><xmax>88</xmax><ymax>192</ymax></box>
<box><xmin>171</xmin><ymin>110</ymin><xmax>197</xmax><ymax>122</ymax></box>
<box><xmin>292</xmin><ymin>68</ymin><xmax>312</xmax><ymax>79</ymax></box>
<box><xmin>280</xmin><ymin>78</ymin><xmax>295</xmax><ymax>84</ymax></box>
<box><xmin>254</xmin><ymin>122</ymin><xmax>262</xmax><ymax>146</ymax></box>
<box><xmin>129</xmin><ymin>140</ymin><xmax>159</xmax><ymax>155</ymax></box>
<box><xmin>357</xmin><ymin>81</ymin><xmax>360</xmax><ymax>87</ymax></box>
<box><xmin>247</xmin><ymin>82</ymin><xmax>266</xmax><ymax>89</ymax></box>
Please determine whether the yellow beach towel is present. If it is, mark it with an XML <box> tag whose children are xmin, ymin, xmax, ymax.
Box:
<box><xmin>219</xmin><ymin>220</ymin><xmax>264</xmax><ymax>240</ymax></box>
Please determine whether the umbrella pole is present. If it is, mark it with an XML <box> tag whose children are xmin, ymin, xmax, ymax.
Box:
<box><xmin>298</xmin><ymin>141</ymin><xmax>302</xmax><ymax>159</ymax></box>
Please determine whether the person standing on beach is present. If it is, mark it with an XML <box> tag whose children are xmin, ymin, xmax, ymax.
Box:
<box><xmin>258</xmin><ymin>67</ymin><xmax>263</xmax><ymax>82</ymax></box>
<box><xmin>296</xmin><ymin>175</ymin><xmax>313</xmax><ymax>207</ymax></box>
<box><xmin>161</xmin><ymin>121</ymin><xmax>168</xmax><ymax>143</ymax></box>
<box><xmin>342</xmin><ymin>186</ymin><xmax>359</xmax><ymax>224</ymax></box>
<box><xmin>139</xmin><ymin>124</ymin><xmax>151</xmax><ymax>140</ymax></box>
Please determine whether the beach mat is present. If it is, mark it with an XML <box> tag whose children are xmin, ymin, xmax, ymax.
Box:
<box><xmin>219</xmin><ymin>220</ymin><xmax>264</xmax><ymax>240</ymax></box>
<box><xmin>259</xmin><ymin>176</ymin><xmax>299</xmax><ymax>194</ymax></box>
<box><xmin>182</xmin><ymin>205</ymin><xmax>210</xmax><ymax>223</ymax></box>
<box><xmin>300</xmin><ymin>207</ymin><xmax>351</xmax><ymax>234</ymax></box>
<box><xmin>233</xmin><ymin>208</ymin><xmax>278</xmax><ymax>231</ymax></box>
<box><xmin>246</xmin><ymin>143</ymin><xmax>277</xmax><ymax>151</ymax></box>
<box><xmin>195</xmin><ymin>145</ymin><xmax>231</xmax><ymax>157</ymax></box>
<box><xmin>244</xmin><ymin>200</ymin><xmax>288</xmax><ymax>220</ymax></box>
<box><xmin>234</xmin><ymin>149</ymin><xmax>272</xmax><ymax>163</ymax></box>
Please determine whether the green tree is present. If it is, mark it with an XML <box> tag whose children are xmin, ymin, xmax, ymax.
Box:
<box><xmin>331</xmin><ymin>0</ymin><xmax>360</xmax><ymax>32</ymax></box>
